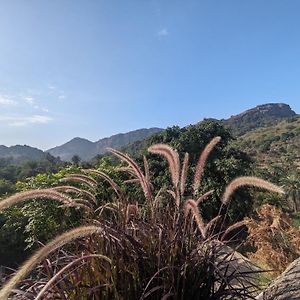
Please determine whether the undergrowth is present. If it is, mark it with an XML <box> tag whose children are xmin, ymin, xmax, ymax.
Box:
<box><xmin>0</xmin><ymin>137</ymin><xmax>284</xmax><ymax>299</ymax></box>
<box><xmin>244</xmin><ymin>204</ymin><xmax>300</xmax><ymax>277</ymax></box>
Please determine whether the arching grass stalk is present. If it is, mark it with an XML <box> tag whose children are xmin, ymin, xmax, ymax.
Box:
<box><xmin>0</xmin><ymin>226</ymin><xmax>102</xmax><ymax>300</ymax></box>
<box><xmin>35</xmin><ymin>254</ymin><xmax>111</xmax><ymax>300</ymax></box>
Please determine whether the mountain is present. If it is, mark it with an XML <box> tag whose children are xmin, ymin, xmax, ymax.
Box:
<box><xmin>233</xmin><ymin>115</ymin><xmax>300</xmax><ymax>167</ymax></box>
<box><xmin>222</xmin><ymin>103</ymin><xmax>296</xmax><ymax>136</ymax></box>
<box><xmin>0</xmin><ymin>145</ymin><xmax>45</xmax><ymax>163</ymax></box>
<box><xmin>0</xmin><ymin>103</ymin><xmax>297</xmax><ymax>163</ymax></box>
<box><xmin>46</xmin><ymin>137</ymin><xmax>95</xmax><ymax>162</ymax></box>
<box><xmin>47</xmin><ymin>128</ymin><xmax>163</xmax><ymax>161</ymax></box>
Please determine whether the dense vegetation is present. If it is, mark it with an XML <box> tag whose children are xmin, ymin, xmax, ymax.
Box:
<box><xmin>0</xmin><ymin>135</ymin><xmax>285</xmax><ymax>299</ymax></box>
<box><xmin>222</xmin><ymin>103</ymin><xmax>296</xmax><ymax>136</ymax></box>
<box><xmin>0</xmin><ymin>121</ymin><xmax>254</xmax><ymax>267</ymax></box>
<box><xmin>0</xmin><ymin>154</ymin><xmax>63</xmax><ymax>197</ymax></box>
<box><xmin>234</xmin><ymin>115</ymin><xmax>300</xmax><ymax>167</ymax></box>
<box><xmin>0</xmin><ymin>106</ymin><xmax>299</xmax><ymax>298</ymax></box>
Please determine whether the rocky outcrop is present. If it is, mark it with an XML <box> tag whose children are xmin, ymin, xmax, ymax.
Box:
<box><xmin>256</xmin><ymin>257</ymin><xmax>300</xmax><ymax>300</ymax></box>
<box><xmin>223</xmin><ymin>103</ymin><xmax>297</xmax><ymax>136</ymax></box>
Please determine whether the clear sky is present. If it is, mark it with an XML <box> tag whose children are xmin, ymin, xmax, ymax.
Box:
<box><xmin>0</xmin><ymin>0</ymin><xmax>299</xmax><ymax>150</ymax></box>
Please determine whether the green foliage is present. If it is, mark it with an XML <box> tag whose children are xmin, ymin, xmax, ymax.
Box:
<box><xmin>0</xmin><ymin>167</ymin><xmax>83</xmax><ymax>266</ymax></box>
<box><xmin>0</xmin><ymin>139</ymin><xmax>270</xmax><ymax>299</ymax></box>
<box><xmin>233</xmin><ymin>115</ymin><xmax>300</xmax><ymax>169</ymax></box>
<box><xmin>291</xmin><ymin>212</ymin><xmax>300</xmax><ymax>228</ymax></box>
<box><xmin>0</xmin><ymin>207</ymin><xmax>29</xmax><ymax>266</ymax></box>
<box><xmin>0</xmin><ymin>179</ymin><xmax>15</xmax><ymax>196</ymax></box>
<box><xmin>131</xmin><ymin>120</ymin><xmax>253</xmax><ymax>222</ymax></box>
<box><xmin>71</xmin><ymin>154</ymin><xmax>81</xmax><ymax>166</ymax></box>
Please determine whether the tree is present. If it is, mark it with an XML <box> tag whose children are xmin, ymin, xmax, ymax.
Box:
<box><xmin>71</xmin><ymin>155</ymin><xmax>81</xmax><ymax>166</ymax></box>
<box><xmin>0</xmin><ymin>179</ymin><xmax>15</xmax><ymax>196</ymax></box>
<box><xmin>281</xmin><ymin>173</ymin><xmax>300</xmax><ymax>212</ymax></box>
<box><xmin>131</xmin><ymin>120</ymin><xmax>253</xmax><ymax>222</ymax></box>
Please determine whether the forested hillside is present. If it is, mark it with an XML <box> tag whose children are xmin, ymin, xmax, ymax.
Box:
<box><xmin>0</xmin><ymin>145</ymin><xmax>46</xmax><ymax>164</ymax></box>
<box><xmin>47</xmin><ymin>127</ymin><xmax>163</xmax><ymax>161</ymax></box>
<box><xmin>234</xmin><ymin>115</ymin><xmax>300</xmax><ymax>167</ymax></box>
<box><xmin>222</xmin><ymin>103</ymin><xmax>296</xmax><ymax>136</ymax></box>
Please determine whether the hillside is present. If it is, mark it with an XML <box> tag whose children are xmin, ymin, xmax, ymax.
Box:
<box><xmin>222</xmin><ymin>103</ymin><xmax>296</xmax><ymax>136</ymax></box>
<box><xmin>47</xmin><ymin>128</ymin><xmax>163</xmax><ymax>161</ymax></box>
<box><xmin>0</xmin><ymin>145</ymin><xmax>45</xmax><ymax>164</ymax></box>
<box><xmin>125</xmin><ymin>103</ymin><xmax>298</xmax><ymax>159</ymax></box>
<box><xmin>0</xmin><ymin>103</ymin><xmax>297</xmax><ymax>163</ymax></box>
<box><xmin>46</xmin><ymin>137</ymin><xmax>95</xmax><ymax>162</ymax></box>
<box><xmin>233</xmin><ymin>115</ymin><xmax>300</xmax><ymax>167</ymax></box>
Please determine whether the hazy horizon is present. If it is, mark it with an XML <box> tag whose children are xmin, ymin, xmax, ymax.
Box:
<box><xmin>1</xmin><ymin>1</ymin><xmax>300</xmax><ymax>149</ymax></box>
<box><xmin>0</xmin><ymin>101</ymin><xmax>298</xmax><ymax>151</ymax></box>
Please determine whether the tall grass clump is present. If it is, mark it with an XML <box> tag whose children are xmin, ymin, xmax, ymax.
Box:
<box><xmin>0</xmin><ymin>137</ymin><xmax>284</xmax><ymax>299</ymax></box>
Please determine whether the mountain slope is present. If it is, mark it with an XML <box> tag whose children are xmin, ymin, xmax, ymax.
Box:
<box><xmin>0</xmin><ymin>145</ymin><xmax>45</xmax><ymax>163</ymax></box>
<box><xmin>0</xmin><ymin>103</ymin><xmax>297</xmax><ymax>163</ymax></box>
<box><xmin>47</xmin><ymin>128</ymin><xmax>163</xmax><ymax>161</ymax></box>
<box><xmin>125</xmin><ymin>103</ymin><xmax>298</xmax><ymax>156</ymax></box>
<box><xmin>222</xmin><ymin>103</ymin><xmax>296</xmax><ymax>136</ymax></box>
<box><xmin>46</xmin><ymin>137</ymin><xmax>95</xmax><ymax>162</ymax></box>
<box><xmin>233</xmin><ymin>115</ymin><xmax>300</xmax><ymax>167</ymax></box>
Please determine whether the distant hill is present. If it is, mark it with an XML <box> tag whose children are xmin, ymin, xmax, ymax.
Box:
<box><xmin>0</xmin><ymin>103</ymin><xmax>297</xmax><ymax>164</ymax></box>
<box><xmin>233</xmin><ymin>115</ymin><xmax>300</xmax><ymax>167</ymax></box>
<box><xmin>47</xmin><ymin>128</ymin><xmax>163</xmax><ymax>161</ymax></box>
<box><xmin>222</xmin><ymin>103</ymin><xmax>296</xmax><ymax>136</ymax></box>
<box><xmin>0</xmin><ymin>145</ymin><xmax>45</xmax><ymax>163</ymax></box>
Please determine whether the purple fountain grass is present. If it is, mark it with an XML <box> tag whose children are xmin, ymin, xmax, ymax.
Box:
<box><xmin>51</xmin><ymin>185</ymin><xmax>97</xmax><ymax>204</ymax></box>
<box><xmin>0</xmin><ymin>226</ymin><xmax>102</xmax><ymax>300</ymax></box>
<box><xmin>180</xmin><ymin>152</ymin><xmax>189</xmax><ymax>196</ymax></box>
<box><xmin>193</xmin><ymin>136</ymin><xmax>221</xmax><ymax>194</ymax></box>
<box><xmin>222</xmin><ymin>176</ymin><xmax>285</xmax><ymax>204</ymax></box>
<box><xmin>108</xmin><ymin>148</ymin><xmax>153</xmax><ymax>204</ymax></box>
<box><xmin>60</xmin><ymin>174</ymin><xmax>97</xmax><ymax>190</ymax></box>
<box><xmin>35</xmin><ymin>254</ymin><xmax>111</xmax><ymax>300</ymax></box>
<box><xmin>148</xmin><ymin>144</ymin><xmax>180</xmax><ymax>188</ymax></box>
<box><xmin>0</xmin><ymin>189</ymin><xmax>72</xmax><ymax>211</ymax></box>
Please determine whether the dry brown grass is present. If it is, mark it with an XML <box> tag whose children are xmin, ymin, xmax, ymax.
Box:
<box><xmin>244</xmin><ymin>204</ymin><xmax>300</xmax><ymax>276</ymax></box>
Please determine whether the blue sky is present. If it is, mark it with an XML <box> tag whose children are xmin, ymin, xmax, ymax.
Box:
<box><xmin>0</xmin><ymin>0</ymin><xmax>300</xmax><ymax>150</ymax></box>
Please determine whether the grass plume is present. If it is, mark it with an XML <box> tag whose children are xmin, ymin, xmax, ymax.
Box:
<box><xmin>222</xmin><ymin>176</ymin><xmax>285</xmax><ymax>204</ymax></box>
<box><xmin>193</xmin><ymin>136</ymin><xmax>221</xmax><ymax>194</ymax></box>
<box><xmin>148</xmin><ymin>144</ymin><xmax>180</xmax><ymax>188</ymax></box>
<box><xmin>180</xmin><ymin>152</ymin><xmax>189</xmax><ymax>196</ymax></box>
<box><xmin>0</xmin><ymin>189</ymin><xmax>72</xmax><ymax>211</ymax></box>
<box><xmin>51</xmin><ymin>185</ymin><xmax>97</xmax><ymax>204</ymax></box>
<box><xmin>108</xmin><ymin>148</ymin><xmax>153</xmax><ymax>203</ymax></box>
<box><xmin>0</xmin><ymin>226</ymin><xmax>102</xmax><ymax>300</ymax></box>
<box><xmin>60</xmin><ymin>174</ymin><xmax>97</xmax><ymax>190</ymax></box>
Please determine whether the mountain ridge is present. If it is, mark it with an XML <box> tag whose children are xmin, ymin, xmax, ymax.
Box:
<box><xmin>0</xmin><ymin>144</ymin><xmax>46</xmax><ymax>163</ymax></box>
<box><xmin>222</xmin><ymin>103</ymin><xmax>296</xmax><ymax>136</ymax></box>
<box><xmin>47</xmin><ymin>127</ymin><xmax>163</xmax><ymax>161</ymax></box>
<box><xmin>0</xmin><ymin>103</ymin><xmax>297</xmax><ymax>163</ymax></box>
